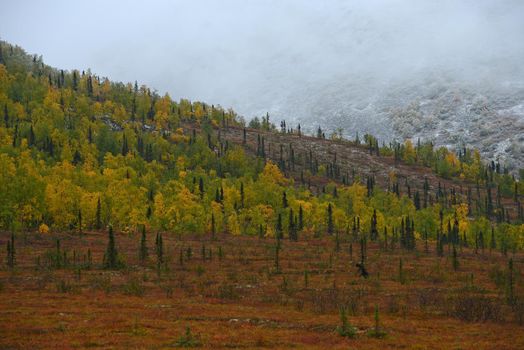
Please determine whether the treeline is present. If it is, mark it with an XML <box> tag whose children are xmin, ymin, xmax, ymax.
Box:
<box><xmin>252</xmin><ymin>118</ymin><xmax>522</xmax><ymax>197</ymax></box>
<box><xmin>239</xmin><ymin>125</ymin><xmax>522</xmax><ymax>224</ymax></box>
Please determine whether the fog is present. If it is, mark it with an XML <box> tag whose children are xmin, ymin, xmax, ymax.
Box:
<box><xmin>1</xmin><ymin>0</ymin><xmax>524</xmax><ymax>138</ymax></box>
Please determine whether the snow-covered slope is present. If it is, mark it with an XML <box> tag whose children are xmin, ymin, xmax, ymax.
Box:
<box><xmin>256</xmin><ymin>74</ymin><xmax>524</xmax><ymax>173</ymax></box>
<box><xmin>222</xmin><ymin>1</ymin><xmax>524</xmax><ymax>173</ymax></box>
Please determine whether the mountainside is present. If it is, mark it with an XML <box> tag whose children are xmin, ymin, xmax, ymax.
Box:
<box><xmin>1</xmin><ymin>40</ymin><xmax>524</xmax><ymax>350</ymax></box>
<box><xmin>183</xmin><ymin>1</ymin><xmax>524</xmax><ymax>175</ymax></box>
<box><xmin>0</xmin><ymin>39</ymin><xmax>522</xmax><ymax>233</ymax></box>
<box><xmin>248</xmin><ymin>75</ymin><xmax>524</xmax><ymax>174</ymax></box>
<box><xmin>399</xmin><ymin>92</ymin><xmax>523</xmax><ymax>174</ymax></box>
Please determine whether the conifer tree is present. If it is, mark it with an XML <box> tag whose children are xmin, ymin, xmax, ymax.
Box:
<box><xmin>423</xmin><ymin>177</ymin><xmax>429</xmax><ymax>208</ymax></box>
<box><xmin>437</xmin><ymin>210</ymin><xmax>444</xmax><ymax>257</ymax></box>
<box><xmin>452</xmin><ymin>244</ymin><xmax>459</xmax><ymax>271</ymax></box>
<box><xmin>87</xmin><ymin>75</ymin><xmax>93</xmax><ymax>96</ymax></box>
<box><xmin>360</xmin><ymin>235</ymin><xmax>366</xmax><ymax>265</ymax></box>
<box><xmin>55</xmin><ymin>238</ymin><xmax>62</xmax><ymax>268</ymax></box>
<box><xmin>211</xmin><ymin>213</ymin><xmax>216</xmax><ymax>240</ymax></box>
<box><xmin>3</xmin><ymin>104</ymin><xmax>8</xmax><ymax>128</ymax></box>
<box><xmin>487</xmin><ymin>185</ymin><xmax>493</xmax><ymax>216</ymax></box>
<box><xmin>95</xmin><ymin>196</ymin><xmax>102</xmax><ymax>230</ymax></box>
<box><xmin>198</xmin><ymin>177</ymin><xmax>204</xmax><ymax>200</ymax></box>
<box><xmin>479</xmin><ymin>230</ymin><xmax>485</xmax><ymax>254</ymax></box>
<box><xmin>327</xmin><ymin>203</ymin><xmax>334</xmax><ymax>235</ymax></box>
<box><xmin>352</xmin><ymin>217</ymin><xmax>358</xmax><ymax>242</ymax></box>
<box><xmin>258</xmin><ymin>224</ymin><xmax>264</xmax><ymax>239</ymax></box>
<box><xmin>276</xmin><ymin>213</ymin><xmax>283</xmax><ymax>240</ymax></box>
<box><xmin>87</xmin><ymin>248</ymin><xmax>92</xmax><ymax>269</ymax></box>
<box><xmin>490</xmin><ymin>226</ymin><xmax>496</xmax><ymax>253</ymax></box>
<box><xmin>78</xmin><ymin>209</ymin><xmax>82</xmax><ymax>234</ymax></box>
<box><xmin>121</xmin><ymin>134</ymin><xmax>129</xmax><ymax>156</ymax></box>
<box><xmin>179</xmin><ymin>248</ymin><xmax>184</xmax><ymax>266</ymax></box>
<box><xmin>28</xmin><ymin>125</ymin><xmax>35</xmax><ymax>146</ymax></box>
<box><xmin>155</xmin><ymin>232</ymin><xmax>164</xmax><ymax>266</ymax></box>
<box><xmin>289</xmin><ymin>208</ymin><xmax>297</xmax><ymax>241</ymax></box>
<box><xmin>218</xmin><ymin>246</ymin><xmax>223</xmax><ymax>261</ymax></box>
<box><xmin>12</xmin><ymin>123</ymin><xmax>18</xmax><ymax>147</ymax></box>
<box><xmin>370</xmin><ymin>304</ymin><xmax>385</xmax><ymax>338</ymax></box>
<box><xmin>139</xmin><ymin>225</ymin><xmax>148</xmax><ymax>263</ymax></box>
<box><xmin>507</xmin><ymin>258</ymin><xmax>515</xmax><ymax>305</ymax></box>
<box><xmin>337</xmin><ymin>306</ymin><xmax>356</xmax><ymax>338</ymax></box>
<box><xmin>414</xmin><ymin>191</ymin><xmax>421</xmax><ymax>210</ymax></box>
<box><xmin>240</xmin><ymin>182</ymin><xmax>244</xmax><ymax>208</ymax></box>
<box><xmin>72</xmin><ymin>70</ymin><xmax>78</xmax><ymax>91</ymax></box>
<box><xmin>298</xmin><ymin>205</ymin><xmax>304</xmax><ymax>231</ymax></box>
<box><xmin>282</xmin><ymin>191</ymin><xmax>288</xmax><ymax>208</ymax></box>
<box><xmin>104</xmin><ymin>226</ymin><xmax>118</xmax><ymax>269</ymax></box>
<box><xmin>384</xmin><ymin>226</ymin><xmax>388</xmax><ymax>250</ymax></box>
<box><xmin>6</xmin><ymin>232</ymin><xmax>15</xmax><ymax>268</ymax></box>
<box><xmin>72</xmin><ymin>150</ymin><xmax>82</xmax><ymax>165</ymax></box>
<box><xmin>335</xmin><ymin>228</ymin><xmax>340</xmax><ymax>252</ymax></box>
<box><xmin>274</xmin><ymin>242</ymin><xmax>280</xmax><ymax>273</ymax></box>
<box><xmin>370</xmin><ymin>209</ymin><xmax>378</xmax><ymax>241</ymax></box>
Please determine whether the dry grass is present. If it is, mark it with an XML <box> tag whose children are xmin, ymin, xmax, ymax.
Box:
<box><xmin>0</xmin><ymin>230</ymin><xmax>523</xmax><ymax>349</ymax></box>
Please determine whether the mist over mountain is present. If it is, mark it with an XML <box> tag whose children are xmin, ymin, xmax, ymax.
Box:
<box><xmin>1</xmin><ymin>0</ymin><xmax>523</xmax><ymax>169</ymax></box>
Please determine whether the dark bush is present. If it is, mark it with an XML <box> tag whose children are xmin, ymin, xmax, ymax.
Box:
<box><xmin>449</xmin><ymin>294</ymin><xmax>503</xmax><ymax>322</ymax></box>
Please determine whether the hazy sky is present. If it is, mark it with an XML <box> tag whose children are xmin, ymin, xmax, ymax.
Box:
<box><xmin>1</xmin><ymin>0</ymin><xmax>524</xmax><ymax>120</ymax></box>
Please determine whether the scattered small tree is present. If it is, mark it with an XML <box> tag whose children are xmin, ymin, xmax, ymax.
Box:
<box><xmin>276</xmin><ymin>213</ymin><xmax>283</xmax><ymax>240</ymax></box>
<box><xmin>274</xmin><ymin>243</ymin><xmax>281</xmax><ymax>273</ymax></box>
<box><xmin>173</xmin><ymin>326</ymin><xmax>202</xmax><ymax>348</ymax></box>
<box><xmin>155</xmin><ymin>232</ymin><xmax>164</xmax><ymax>268</ymax></box>
<box><xmin>6</xmin><ymin>232</ymin><xmax>15</xmax><ymax>268</ymax></box>
<box><xmin>78</xmin><ymin>209</ymin><xmax>82</xmax><ymax>234</ymax></box>
<box><xmin>95</xmin><ymin>196</ymin><xmax>102</xmax><ymax>230</ymax></box>
<box><xmin>139</xmin><ymin>225</ymin><xmax>148</xmax><ymax>264</ymax></box>
<box><xmin>367</xmin><ymin>304</ymin><xmax>387</xmax><ymax>338</ymax></box>
<box><xmin>507</xmin><ymin>258</ymin><xmax>515</xmax><ymax>305</ymax></box>
<box><xmin>327</xmin><ymin>203</ymin><xmax>334</xmax><ymax>235</ymax></box>
<box><xmin>304</xmin><ymin>270</ymin><xmax>309</xmax><ymax>288</ymax></box>
<box><xmin>337</xmin><ymin>306</ymin><xmax>357</xmax><ymax>338</ymax></box>
<box><xmin>104</xmin><ymin>226</ymin><xmax>120</xmax><ymax>269</ymax></box>
<box><xmin>211</xmin><ymin>213</ymin><xmax>216</xmax><ymax>240</ymax></box>
<box><xmin>452</xmin><ymin>244</ymin><xmax>459</xmax><ymax>271</ymax></box>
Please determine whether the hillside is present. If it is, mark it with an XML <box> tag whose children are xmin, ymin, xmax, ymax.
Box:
<box><xmin>185</xmin><ymin>122</ymin><xmax>522</xmax><ymax>221</ymax></box>
<box><xmin>269</xmin><ymin>76</ymin><xmax>524</xmax><ymax>176</ymax></box>
<box><xmin>0</xmin><ymin>41</ymin><xmax>524</xmax><ymax>349</ymax></box>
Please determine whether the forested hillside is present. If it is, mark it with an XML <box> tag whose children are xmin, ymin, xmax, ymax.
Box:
<box><xmin>0</xmin><ymin>40</ymin><xmax>522</xmax><ymax>248</ymax></box>
<box><xmin>1</xmin><ymin>40</ymin><xmax>524</xmax><ymax>349</ymax></box>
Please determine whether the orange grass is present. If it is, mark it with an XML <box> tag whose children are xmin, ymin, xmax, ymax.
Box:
<box><xmin>0</xmin><ymin>230</ymin><xmax>523</xmax><ymax>349</ymax></box>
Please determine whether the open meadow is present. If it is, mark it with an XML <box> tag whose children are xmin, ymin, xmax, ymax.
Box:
<box><xmin>1</xmin><ymin>230</ymin><xmax>523</xmax><ymax>349</ymax></box>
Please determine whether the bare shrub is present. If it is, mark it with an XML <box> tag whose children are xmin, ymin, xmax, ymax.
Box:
<box><xmin>448</xmin><ymin>294</ymin><xmax>503</xmax><ymax>322</ymax></box>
